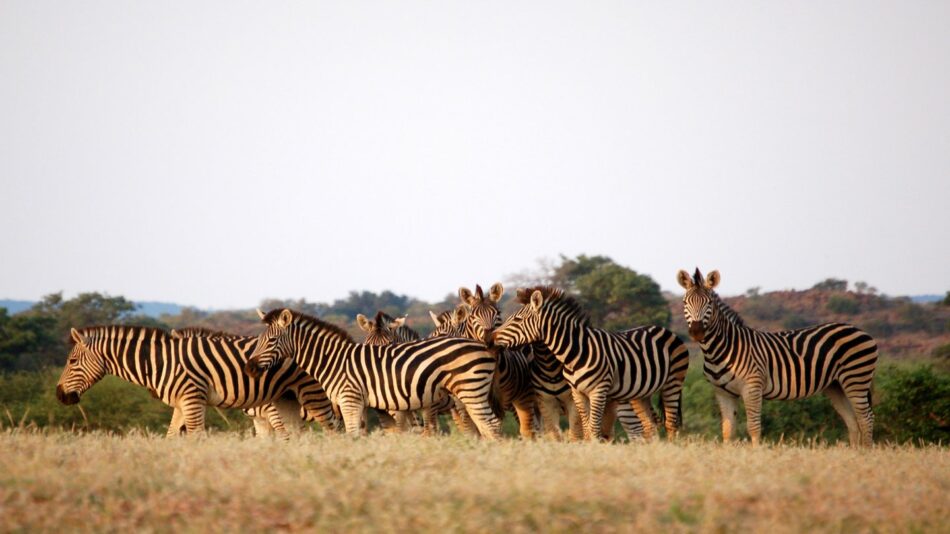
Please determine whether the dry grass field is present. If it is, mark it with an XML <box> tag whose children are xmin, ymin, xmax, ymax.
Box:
<box><xmin>1</xmin><ymin>430</ymin><xmax>947</xmax><ymax>533</ymax></box>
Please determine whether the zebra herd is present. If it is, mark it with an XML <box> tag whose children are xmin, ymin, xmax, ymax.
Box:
<box><xmin>55</xmin><ymin>269</ymin><xmax>879</xmax><ymax>446</ymax></box>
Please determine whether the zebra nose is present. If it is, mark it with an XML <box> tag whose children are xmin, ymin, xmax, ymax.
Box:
<box><xmin>688</xmin><ymin>322</ymin><xmax>706</xmax><ymax>342</ymax></box>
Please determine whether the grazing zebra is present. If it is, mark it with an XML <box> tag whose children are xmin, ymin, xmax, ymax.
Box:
<box><xmin>170</xmin><ymin>326</ymin><xmax>339</xmax><ymax>436</ymax></box>
<box><xmin>491</xmin><ymin>287</ymin><xmax>690</xmax><ymax>441</ymax></box>
<box><xmin>55</xmin><ymin>324</ymin><xmax>338</xmax><ymax>439</ymax></box>
<box><xmin>245</xmin><ymin>309</ymin><xmax>503</xmax><ymax>439</ymax></box>
<box><xmin>677</xmin><ymin>268</ymin><xmax>878</xmax><ymax>446</ymax></box>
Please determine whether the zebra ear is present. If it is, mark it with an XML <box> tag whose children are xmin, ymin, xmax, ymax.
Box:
<box><xmin>677</xmin><ymin>270</ymin><xmax>693</xmax><ymax>290</ymax></box>
<box><xmin>170</xmin><ymin>329</ymin><xmax>181</xmax><ymax>339</ymax></box>
<box><xmin>70</xmin><ymin>328</ymin><xmax>85</xmax><ymax>345</ymax></box>
<box><xmin>705</xmin><ymin>270</ymin><xmax>721</xmax><ymax>289</ymax></box>
<box><xmin>489</xmin><ymin>282</ymin><xmax>504</xmax><ymax>303</ymax></box>
<box><xmin>454</xmin><ymin>303</ymin><xmax>471</xmax><ymax>325</ymax></box>
<box><xmin>356</xmin><ymin>314</ymin><xmax>372</xmax><ymax>333</ymax></box>
<box><xmin>277</xmin><ymin>309</ymin><xmax>294</xmax><ymax>329</ymax></box>
<box><xmin>256</xmin><ymin>309</ymin><xmax>266</xmax><ymax>320</ymax></box>
<box><xmin>429</xmin><ymin>311</ymin><xmax>442</xmax><ymax>328</ymax></box>
<box><xmin>390</xmin><ymin>316</ymin><xmax>407</xmax><ymax>328</ymax></box>
<box><xmin>530</xmin><ymin>290</ymin><xmax>544</xmax><ymax>311</ymax></box>
<box><xmin>458</xmin><ymin>287</ymin><xmax>474</xmax><ymax>305</ymax></box>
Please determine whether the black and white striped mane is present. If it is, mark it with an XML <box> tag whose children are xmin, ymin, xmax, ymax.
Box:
<box><xmin>261</xmin><ymin>309</ymin><xmax>355</xmax><ymax>344</ymax></box>
<box><xmin>516</xmin><ymin>286</ymin><xmax>591</xmax><ymax>326</ymax></box>
<box><xmin>69</xmin><ymin>325</ymin><xmax>170</xmax><ymax>345</ymax></box>
<box><xmin>711</xmin><ymin>292</ymin><xmax>745</xmax><ymax>327</ymax></box>
<box><xmin>172</xmin><ymin>326</ymin><xmax>236</xmax><ymax>338</ymax></box>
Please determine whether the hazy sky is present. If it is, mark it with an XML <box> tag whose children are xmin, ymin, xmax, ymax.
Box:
<box><xmin>2</xmin><ymin>2</ymin><xmax>948</xmax><ymax>309</ymax></box>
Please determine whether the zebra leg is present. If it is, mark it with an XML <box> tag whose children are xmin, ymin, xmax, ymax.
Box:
<box><xmin>391</xmin><ymin>411</ymin><xmax>414</xmax><ymax>432</ymax></box>
<box><xmin>338</xmin><ymin>398</ymin><xmax>365</xmax><ymax>437</ymax></box>
<box><xmin>661</xmin><ymin>376</ymin><xmax>685</xmax><ymax>439</ymax></box>
<box><xmin>536</xmin><ymin>393</ymin><xmax>562</xmax><ymax>440</ymax></box>
<box><xmin>741</xmin><ymin>383</ymin><xmax>764</xmax><ymax>446</ymax></box>
<box><xmin>166</xmin><ymin>406</ymin><xmax>186</xmax><ymax>437</ymax></box>
<box><xmin>260</xmin><ymin>403</ymin><xmax>291</xmax><ymax>441</ymax></box>
<box><xmin>630</xmin><ymin>398</ymin><xmax>658</xmax><ymax>441</ymax></box>
<box><xmin>562</xmin><ymin>393</ymin><xmax>585</xmax><ymax>441</ymax></box>
<box><xmin>601</xmin><ymin>401</ymin><xmax>618</xmax><ymax>441</ymax></box>
<box><xmin>842</xmin><ymin>381</ymin><xmax>874</xmax><ymax>446</ymax></box>
<box><xmin>451</xmin><ymin>400</ymin><xmax>480</xmax><ymax>437</ymax></box>
<box><xmin>512</xmin><ymin>398</ymin><xmax>536</xmax><ymax>439</ymax></box>
<box><xmin>715</xmin><ymin>389</ymin><xmax>740</xmax><ymax>444</ymax></box>
<box><xmin>615</xmin><ymin>403</ymin><xmax>644</xmax><ymax>441</ymax></box>
<box><xmin>421</xmin><ymin>406</ymin><xmax>439</xmax><ymax>437</ymax></box>
<box><xmin>180</xmin><ymin>396</ymin><xmax>207</xmax><ymax>437</ymax></box>
<box><xmin>570</xmin><ymin>388</ymin><xmax>592</xmax><ymax>439</ymax></box>
<box><xmin>584</xmin><ymin>387</ymin><xmax>610</xmax><ymax>442</ymax></box>
<box><xmin>825</xmin><ymin>383</ymin><xmax>860</xmax><ymax>446</ymax></box>
<box><xmin>250</xmin><ymin>412</ymin><xmax>274</xmax><ymax>438</ymax></box>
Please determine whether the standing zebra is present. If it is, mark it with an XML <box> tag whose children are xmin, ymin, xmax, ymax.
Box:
<box><xmin>169</xmin><ymin>326</ymin><xmax>339</xmax><ymax>436</ymax></box>
<box><xmin>491</xmin><ymin>287</ymin><xmax>689</xmax><ymax>441</ymax></box>
<box><xmin>245</xmin><ymin>309</ymin><xmax>503</xmax><ymax>439</ymax></box>
<box><xmin>55</xmin><ymin>324</ymin><xmax>338</xmax><ymax>439</ymax></box>
<box><xmin>458</xmin><ymin>283</ymin><xmax>537</xmax><ymax>439</ymax></box>
<box><xmin>677</xmin><ymin>268</ymin><xmax>878</xmax><ymax>446</ymax></box>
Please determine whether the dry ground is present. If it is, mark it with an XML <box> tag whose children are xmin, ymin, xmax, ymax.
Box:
<box><xmin>0</xmin><ymin>430</ymin><xmax>947</xmax><ymax>533</ymax></box>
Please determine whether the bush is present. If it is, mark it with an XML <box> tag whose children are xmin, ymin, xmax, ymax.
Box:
<box><xmin>873</xmin><ymin>364</ymin><xmax>950</xmax><ymax>443</ymax></box>
<box><xmin>932</xmin><ymin>343</ymin><xmax>950</xmax><ymax>360</ymax></box>
<box><xmin>826</xmin><ymin>295</ymin><xmax>860</xmax><ymax>315</ymax></box>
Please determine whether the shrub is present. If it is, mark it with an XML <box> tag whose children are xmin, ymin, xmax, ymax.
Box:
<box><xmin>826</xmin><ymin>295</ymin><xmax>860</xmax><ymax>315</ymax></box>
<box><xmin>873</xmin><ymin>364</ymin><xmax>950</xmax><ymax>443</ymax></box>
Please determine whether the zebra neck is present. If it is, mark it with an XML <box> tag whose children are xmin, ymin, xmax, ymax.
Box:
<box><xmin>540</xmin><ymin>313</ymin><xmax>587</xmax><ymax>371</ymax></box>
<box><xmin>94</xmin><ymin>335</ymin><xmax>159</xmax><ymax>390</ymax></box>
<box><xmin>292</xmin><ymin>327</ymin><xmax>353</xmax><ymax>385</ymax></box>
<box><xmin>701</xmin><ymin>307</ymin><xmax>742</xmax><ymax>360</ymax></box>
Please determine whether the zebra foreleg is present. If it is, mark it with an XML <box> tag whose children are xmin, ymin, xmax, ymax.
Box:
<box><xmin>180</xmin><ymin>396</ymin><xmax>207</xmax><ymax>437</ymax></box>
<box><xmin>601</xmin><ymin>401</ymin><xmax>618</xmax><ymax>441</ymax></box>
<box><xmin>740</xmin><ymin>382</ymin><xmax>764</xmax><ymax>446</ymax></box>
<box><xmin>536</xmin><ymin>394</ymin><xmax>563</xmax><ymax>440</ymax></box>
<box><xmin>166</xmin><ymin>406</ymin><xmax>186</xmax><ymax>437</ymax></box>
<box><xmin>584</xmin><ymin>387</ymin><xmax>610</xmax><ymax>442</ymax></box>
<box><xmin>615</xmin><ymin>403</ymin><xmax>644</xmax><ymax>441</ymax></box>
<box><xmin>715</xmin><ymin>389</ymin><xmax>739</xmax><ymax>444</ymax></box>
<box><xmin>339</xmin><ymin>398</ymin><xmax>365</xmax><ymax>437</ymax></box>
<box><xmin>260</xmin><ymin>403</ymin><xmax>291</xmax><ymax>441</ymax></box>
<box><xmin>562</xmin><ymin>393</ymin><xmax>585</xmax><ymax>441</ymax></box>
<box><xmin>570</xmin><ymin>388</ymin><xmax>592</xmax><ymax>440</ymax></box>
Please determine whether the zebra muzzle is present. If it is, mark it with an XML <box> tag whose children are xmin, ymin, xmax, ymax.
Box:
<box><xmin>56</xmin><ymin>385</ymin><xmax>80</xmax><ymax>405</ymax></box>
<box><xmin>243</xmin><ymin>359</ymin><xmax>264</xmax><ymax>378</ymax></box>
<box><xmin>688</xmin><ymin>323</ymin><xmax>706</xmax><ymax>343</ymax></box>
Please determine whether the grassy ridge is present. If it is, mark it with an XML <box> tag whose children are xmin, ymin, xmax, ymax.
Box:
<box><xmin>1</xmin><ymin>431</ymin><xmax>947</xmax><ymax>532</ymax></box>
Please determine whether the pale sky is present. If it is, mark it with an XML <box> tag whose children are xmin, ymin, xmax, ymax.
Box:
<box><xmin>2</xmin><ymin>2</ymin><xmax>948</xmax><ymax>309</ymax></box>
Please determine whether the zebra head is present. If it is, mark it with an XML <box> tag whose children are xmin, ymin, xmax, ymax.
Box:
<box><xmin>245</xmin><ymin>308</ymin><xmax>295</xmax><ymax>378</ymax></box>
<box><xmin>56</xmin><ymin>328</ymin><xmax>107</xmax><ymax>405</ymax></box>
<box><xmin>491</xmin><ymin>288</ymin><xmax>544</xmax><ymax>348</ymax></box>
<box><xmin>458</xmin><ymin>282</ymin><xmax>504</xmax><ymax>344</ymax></box>
<box><xmin>677</xmin><ymin>268</ymin><xmax>721</xmax><ymax>343</ymax></box>
<box><xmin>357</xmin><ymin>311</ymin><xmax>408</xmax><ymax>346</ymax></box>
<box><xmin>427</xmin><ymin>304</ymin><xmax>471</xmax><ymax>338</ymax></box>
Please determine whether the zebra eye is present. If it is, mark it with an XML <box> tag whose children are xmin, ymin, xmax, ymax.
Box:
<box><xmin>68</xmin><ymin>357</ymin><xmax>77</xmax><ymax>364</ymax></box>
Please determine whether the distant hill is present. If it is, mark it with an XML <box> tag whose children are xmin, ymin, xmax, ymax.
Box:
<box><xmin>910</xmin><ymin>294</ymin><xmax>944</xmax><ymax>303</ymax></box>
<box><xmin>0</xmin><ymin>300</ymin><xmax>35</xmax><ymax>314</ymax></box>
<box><xmin>0</xmin><ymin>299</ymin><xmax>192</xmax><ymax>318</ymax></box>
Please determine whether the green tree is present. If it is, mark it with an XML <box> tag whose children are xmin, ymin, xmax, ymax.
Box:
<box><xmin>812</xmin><ymin>278</ymin><xmax>848</xmax><ymax>292</ymax></box>
<box><xmin>0</xmin><ymin>308</ymin><xmax>58</xmax><ymax>371</ymax></box>
<box><xmin>549</xmin><ymin>255</ymin><xmax>670</xmax><ymax>329</ymax></box>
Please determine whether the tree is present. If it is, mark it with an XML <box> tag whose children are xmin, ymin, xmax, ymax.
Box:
<box><xmin>530</xmin><ymin>254</ymin><xmax>671</xmax><ymax>329</ymax></box>
<box><xmin>811</xmin><ymin>278</ymin><xmax>848</xmax><ymax>292</ymax></box>
<box><xmin>942</xmin><ymin>291</ymin><xmax>950</xmax><ymax>307</ymax></box>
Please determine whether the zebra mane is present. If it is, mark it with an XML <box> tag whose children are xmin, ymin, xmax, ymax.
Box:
<box><xmin>711</xmin><ymin>291</ymin><xmax>745</xmax><ymax>327</ymax></box>
<box><xmin>261</xmin><ymin>309</ymin><xmax>355</xmax><ymax>344</ymax></box>
<box><xmin>171</xmin><ymin>326</ymin><xmax>239</xmax><ymax>339</ymax></box>
<box><xmin>516</xmin><ymin>286</ymin><xmax>591</xmax><ymax>325</ymax></box>
<box><xmin>70</xmin><ymin>324</ymin><xmax>170</xmax><ymax>345</ymax></box>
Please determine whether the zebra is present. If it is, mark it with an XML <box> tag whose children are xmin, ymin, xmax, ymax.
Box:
<box><xmin>491</xmin><ymin>286</ymin><xmax>690</xmax><ymax>441</ymax></box>
<box><xmin>461</xmin><ymin>283</ymin><xmax>644</xmax><ymax>441</ymax></box>
<box><xmin>55</xmin><ymin>324</ymin><xmax>338</xmax><ymax>439</ymax></box>
<box><xmin>245</xmin><ymin>309</ymin><xmax>503</xmax><ymax>439</ymax></box>
<box><xmin>169</xmin><ymin>326</ymin><xmax>339</xmax><ymax>437</ymax></box>
<box><xmin>677</xmin><ymin>268</ymin><xmax>878</xmax><ymax>446</ymax></box>
<box><xmin>456</xmin><ymin>283</ymin><xmax>537</xmax><ymax>439</ymax></box>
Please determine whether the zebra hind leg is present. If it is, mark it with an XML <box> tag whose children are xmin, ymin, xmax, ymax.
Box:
<box><xmin>824</xmin><ymin>383</ymin><xmax>860</xmax><ymax>446</ymax></box>
<box><xmin>512</xmin><ymin>398</ymin><xmax>536</xmax><ymax>439</ymax></box>
<box><xmin>842</xmin><ymin>380</ymin><xmax>874</xmax><ymax>446</ymax></box>
<box><xmin>536</xmin><ymin>394</ymin><xmax>563</xmax><ymax>440</ymax></box>
<box><xmin>167</xmin><ymin>406</ymin><xmax>186</xmax><ymax>438</ymax></box>
<box><xmin>630</xmin><ymin>398</ymin><xmax>658</xmax><ymax>441</ymax></box>
<box><xmin>260</xmin><ymin>403</ymin><xmax>291</xmax><ymax>442</ymax></box>
<box><xmin>180</xmin><ymin>397</ymin><xmax>207</xmax><ymax>437</ymax></box>
<box><xmin>615</xmin><ymin>403</ymin><xmax>643</xmax><ymax>441</ymax></box>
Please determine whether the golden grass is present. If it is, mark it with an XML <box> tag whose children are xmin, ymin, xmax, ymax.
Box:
<box><xmin>0</xmin><ymin>430</ymin><xmax>947</xmax><ymax>533</ymax></box>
